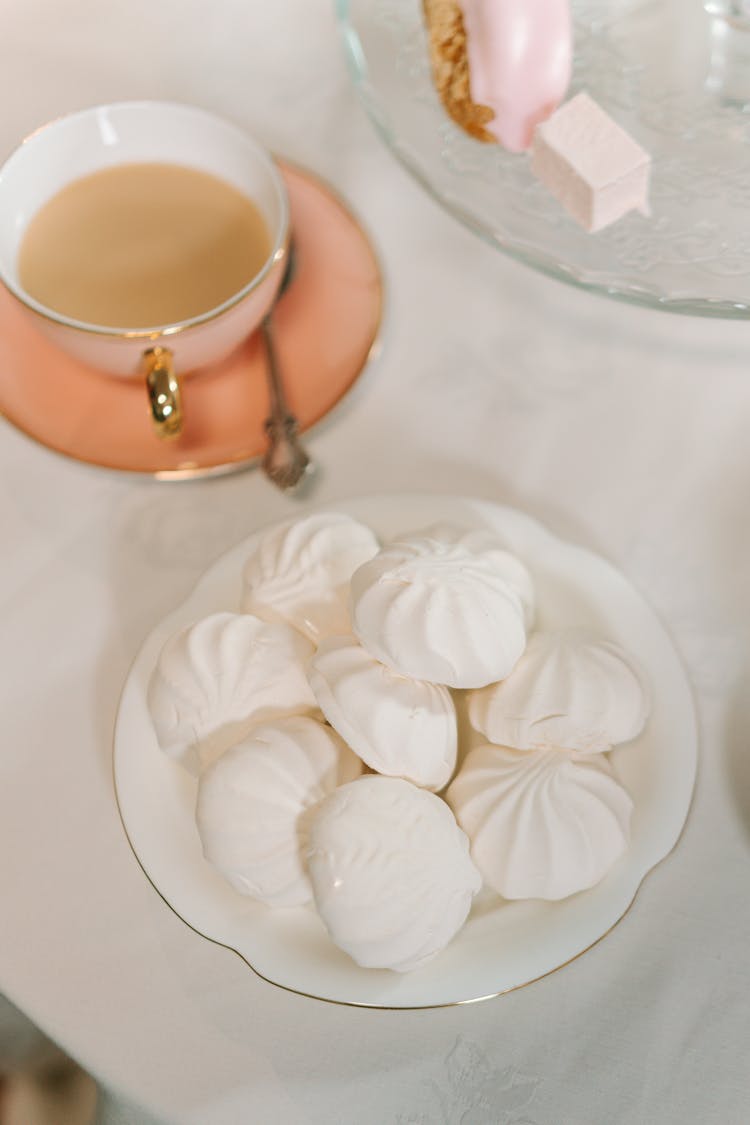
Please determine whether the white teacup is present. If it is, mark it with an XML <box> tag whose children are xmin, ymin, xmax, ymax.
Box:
<box><xmin>0</xmin><ymin>101</ymin><xmax>289</xmax><ymax>437</ymax></box>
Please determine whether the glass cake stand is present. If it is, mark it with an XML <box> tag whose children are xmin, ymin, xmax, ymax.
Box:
<box><xmin>337</xmin><ymin>0</ymin><xmax>750</xmax><ymax>318</ymax></box>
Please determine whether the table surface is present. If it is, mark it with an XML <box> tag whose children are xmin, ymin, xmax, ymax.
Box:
<box><xmin>2</xmin><ymin>3</ymin><xmax>749</xmax><ymax>1123</ymax></box>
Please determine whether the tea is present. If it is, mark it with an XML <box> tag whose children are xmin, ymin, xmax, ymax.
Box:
<box><xmin>19</xmin><ymin>162</ymin><xmax>271</xmax><ymax>328</ymax></box>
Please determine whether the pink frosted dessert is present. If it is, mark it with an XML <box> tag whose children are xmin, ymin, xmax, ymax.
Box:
<box><xmin>423</xmin><ymin>0</ymin><xmax>572</xmax><ymax>152</ymax></box>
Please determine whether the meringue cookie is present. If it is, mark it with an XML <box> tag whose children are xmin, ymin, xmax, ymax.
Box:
<box><xmin>350</xmin><ymin>530</ymin><xmax>534</xmax><ymax>688</ymax></box>
<box><xmin>307</xmin><ymin>776</ymin><xmax>481</xmax><ymax>971</ymax></box>
<box><xmin>308</xmin><ymin>636</ymin><xmax>458</xmax><ymax>791</ymax></box>
<box><xmin>241</xmin><ymin>513</ymin><xmax>380</xmax><ymax>642</ymax></box>
<box><xmin>446</xmin><ymin>745</ymin><xmax>633</xmax><ymax>900</ymax></box>
<box><xmin>468</xmin><ymin>630</ymin><xmax>649</xmax><ymax>753</ymax></box>
<box><xmin>148</xmin><ymin>612</ymin><xmax>317</xmax><ymax>775</ymax></box>
<box><xmin>409</xmin><ymin>523</ymin><xmax>535</xmax><ymax>627</ymax></box>
<box><xmin>196</xmin><ymin>716</ymin><xmax>362</xmax><ymax>907</ymax></box>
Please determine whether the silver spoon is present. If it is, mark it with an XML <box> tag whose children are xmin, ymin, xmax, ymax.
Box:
<box><xmin>261</xmin><ymin>245</ymin><xmax>314</xmax><ymax>490</ymax></box>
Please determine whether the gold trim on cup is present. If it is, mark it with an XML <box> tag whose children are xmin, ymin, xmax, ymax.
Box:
<box><xmin>2</xmin><ymin>242</ymin><xmax>290</xmax><ymax>343</ymax></box>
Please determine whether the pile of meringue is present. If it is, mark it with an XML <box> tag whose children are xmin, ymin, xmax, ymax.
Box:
<box><xmin>147</xmin><ymin>512</ymin><xmax>649</xmax><ymax>974</ymax></box>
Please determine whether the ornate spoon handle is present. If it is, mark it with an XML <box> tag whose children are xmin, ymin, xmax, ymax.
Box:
<box><xmin>260</xmin><ymin>303</ymin><xmax>312</xmax><ymax>491</ymax></box>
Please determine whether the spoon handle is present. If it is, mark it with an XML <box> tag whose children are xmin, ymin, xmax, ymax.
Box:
<box><xmin>261</xmin><ymin>315</ymin><xmax>292</xmax><ymax>418</ymax></box>
<box><xmin>261</xmin><ymin>315</ymin><xmax>312</xmax><ymax>490</ymax></box>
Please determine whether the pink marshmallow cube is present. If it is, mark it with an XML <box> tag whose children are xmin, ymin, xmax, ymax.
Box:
<box><xmin>531</xmin><ymin>92</ymin><xmax>651</xmax><ymax>233</ymax></box>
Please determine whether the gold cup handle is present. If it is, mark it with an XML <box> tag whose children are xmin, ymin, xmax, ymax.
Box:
<box><xmin>142</xmin><ymin>346</ymin><xmax>183</xmax><ymax>439</ymax></box>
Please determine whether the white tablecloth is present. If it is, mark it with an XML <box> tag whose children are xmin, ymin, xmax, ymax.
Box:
<box><xmin>1</xmin><ymin>2</ymin><xmax>749</xmax><ymax>1122</ymax></box>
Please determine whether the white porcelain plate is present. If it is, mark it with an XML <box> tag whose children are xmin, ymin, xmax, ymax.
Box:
<box><xmin>113</xmin><ymin>495</ymin><xmax>697</xmax><ymax>1008</ymax></box>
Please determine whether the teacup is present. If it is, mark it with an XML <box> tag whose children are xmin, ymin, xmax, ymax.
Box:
<box><xmin>0</xmin><ymin>101</ymin><xmax>290</xmax><ymax>438</ymax></box>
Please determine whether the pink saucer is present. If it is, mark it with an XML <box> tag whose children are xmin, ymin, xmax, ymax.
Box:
<box><xmin>0</xmin><ymin>162</ymin><xmax>382</xmax><ymax>478</ymax></box>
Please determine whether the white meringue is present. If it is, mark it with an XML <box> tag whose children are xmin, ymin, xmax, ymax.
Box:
<box><xmin>241</xmin><ymin>512</ymin><xmax>379</xmax><ymax>642</ymax></box>
<box><xmin>195</xmin><ymin>716</ymin><xmax>362</xmax><ymax>907</ymax></box>
<box><xmin>308</xmin><ymin>636</ymin><xmax>457</xmax><ymax>791</ymax></box>
<box><xmin>307</xmin><ymin>775</ymin><xmax>482</xmax><ymax>972</ymax></box>
<box><xmin>446</xmin><ymin>745</ymin><xmax>633</xmax><ymax>900</ymax></box>
<box><xmin>468</xmin><ymin>630</ymin><xmax>649</xmax><ymax>753</ymax></box>
<box><xmin>147</xmin><ymin>612</ymin><xmax>317</xmax><ymax>775</ymax></box>
<box><xmin>410</xmin><ymin>523</ymin><xmax>535</xmax><ymax>627</ymax></box>
<box><xmin>350</xmin><ymin>530</ymin><xmax>534</xmax><ymax>688</ymax></box>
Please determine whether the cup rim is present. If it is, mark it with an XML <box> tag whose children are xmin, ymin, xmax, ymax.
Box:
<box><xmin>0</xmin><ymin>99</ymin><xmax>290</xmax><ymax>339</ymax></box>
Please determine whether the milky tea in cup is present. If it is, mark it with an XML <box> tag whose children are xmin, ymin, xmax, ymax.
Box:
<box><xmin>19</xmin><ymin>163</ymin><xmax>273</xmax><ymax>329</ymax></box>
<box><xmin>0</xmin><ymin>102</ymin><xmax>290</xmax><ymax>438</ymax></box>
